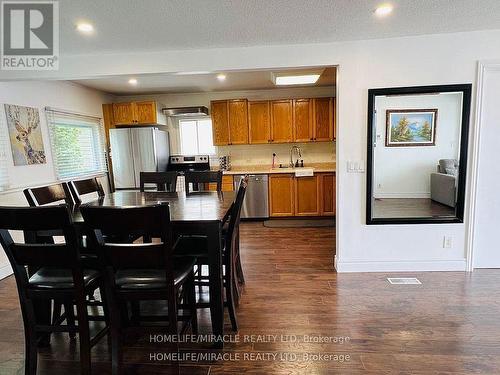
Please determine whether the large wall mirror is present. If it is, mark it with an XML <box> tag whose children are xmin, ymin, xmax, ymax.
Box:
<box><xmin>367</xmin><ymin>84</ymin><xmax>472</xmax><ymax>224</ymax></box>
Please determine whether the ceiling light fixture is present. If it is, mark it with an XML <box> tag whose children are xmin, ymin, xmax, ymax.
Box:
<box><xmin>374</xmin><ymin>4</ymin><xmax>393</xmax><ymax>17</ymax></box>
<box><xmin>217</xmin><ymin>74</ymin><xmax>226</xmax><ymax>81</ymax></box>
<box><xmin>274</xmin><ymin>74</ymin><xmax>320</xmax><ymax>86</ymax></box>
<box><xmin>128</xmin><ymin>78</ymin><xmax>138</xmax><ymax>85</ymax></box>
<box><xmin>76</xmin><ymin>22</ymin><xmax>94</xmax><ymax>34</ymax></box>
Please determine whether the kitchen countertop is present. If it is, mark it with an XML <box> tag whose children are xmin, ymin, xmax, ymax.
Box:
<box><xmin>216</xmin><ymin>162</ymin><xmax>336</xmax><ymax>175</ymax></box>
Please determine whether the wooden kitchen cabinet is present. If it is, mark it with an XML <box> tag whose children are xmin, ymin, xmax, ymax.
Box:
<box><xmin>112</xmin><ymin>101</ymin><xmax>157</xmax><ymax>125</ymax></box>
<box><xmin>228</xmin><ymin>99</ymin><xmax>249</xmax><ymax>145</ymax></box>
<box><xmin>135</xmin><ymin>101</ymin><xmax>157</xmax><ymax>124</ymax></box>
<box><xmin>319</xmin><ymin>173</ymin><xmax>336</xmax><ymax>216</ymax></box>
<box><xmin>248</xmin><ymin>101</ymin><xmax>271</xmax><ymax>144</ymax></box>
<box><xmin>269</xmin><ymin>174</ymin><xmax>294</xmax><ymax>217</ymax></box>
<box><xmin>313</xmin><ymin>97</ymin><xmax>334</xmax><ymax>141</ymax></box>
<box><xmin>295</xmin><ymin>175</ymin><xmax>320</xmax><ymax>216</ymax></box>
<box><xmin>270</xmin><ymin>100</ymin><xmax>293</xmax><ymax>143</ymax></box>
<box><xmin>112</xmin><ymin>102</ymin><xmax>135</xmax><ymax>125</ymax></box>
<box><xmin>211</xmin><ymin>100</ymin><xmax>230</xmax><ymax>145</ymax></box>
<box><xmin>293</xmin><ymin>98</ymin><xmax>313</xmax><ymax>142</ymax></box>
<box><xmin>210</xmin><ymin>99</ymin><xmax>248</xmax><ymax>145</ymax></box>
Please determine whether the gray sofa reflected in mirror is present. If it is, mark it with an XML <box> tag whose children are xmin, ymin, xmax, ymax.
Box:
<box><xmin>430</xmin><ymin>159</ymin><xmax>458</xmax><ymax>208</ymax></box>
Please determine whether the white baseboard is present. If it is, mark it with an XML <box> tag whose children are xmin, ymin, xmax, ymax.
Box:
<box><xmin>335</xmin><ymin>257</ymin><xmax>466</xmax><ymax>272</ymax></box>
<box><xmin>0</xmin><ymin>264</ymin><xmax>12</xmax><ymax>280</ymax></box>
<box><xmin>373</xmin><ymin>192</ymin><xmax>431</xmax><ymax>199</ymax></box>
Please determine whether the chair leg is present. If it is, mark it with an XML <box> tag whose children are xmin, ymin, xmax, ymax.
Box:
<box><xmin>24</xmin><ymin>327</ymin><xmax>38</xmax><ymax>375</ymax></box>
<box><xmin>186</xmin><ymin>274</ymin><xmax>198</xmax><ymax>335</ymax></box>
<box><xmin>225</xmin><ymin>266</ymin><xmax>238</xmax><ymax>332</ymax></box>
<box><xmin>235</xmin><ymin>229</ymin><xmax>245</xmax><ymax>285</ymax></box>
<box><xmin>167</xmin><ymin>291</ymin><xmax>178</xmax><ymax>335</ymax></box>
<box><xmin>130</xmin><ymin>301</ymin><xmax>140</xmax><ymax>325</ymax></box>
<box><xmin>75</xmin><ymin>297</ymin><xmax>91</xmax><ymax>375</ymax></box>
<box><xmin>52</xmin><ymin>300</ymin><xmax>62</xmax><ymax>324</ymax></box>
<box><xmin>64</xmin><ymin>302</ymin><xmax>76</xmax><ymax>340</ymax></box>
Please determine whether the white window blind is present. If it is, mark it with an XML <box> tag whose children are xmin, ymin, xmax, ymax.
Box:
<box><xmin>179</xmin><ymin>119</ymin><xmax>215</xmax><ymax>155</ymax></box>
<box><xmin>46</xmin><ymin>109</ymin><xmax>107</xmax><ymax>180</ymax></box>
<box><xmin>0</xmin><ymin>109</ymin><xmax>9</xmax><ymax>191</ymax></box>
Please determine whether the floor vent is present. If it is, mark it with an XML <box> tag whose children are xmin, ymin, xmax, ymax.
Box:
<box><xmin>387</xmin><ymin>277</ymin><xmax>421</xmax><ymax>285</ymax></box>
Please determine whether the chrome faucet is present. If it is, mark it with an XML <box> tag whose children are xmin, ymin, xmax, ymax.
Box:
<box><xmin>289</xmin><ymin>145</ymin><xmax>302</xmax><ymax>168</ymax></box>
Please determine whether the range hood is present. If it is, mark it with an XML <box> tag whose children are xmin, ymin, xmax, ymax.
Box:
<box><xmin>162</xmin><ymin>106</ymin><xmax>209</xmax><ymax>117</ymax></box>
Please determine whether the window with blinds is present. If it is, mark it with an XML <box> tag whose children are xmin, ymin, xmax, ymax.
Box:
<box><xmin>46</xmin><ymin>109</ymin><xmax>107</xmax><ymax>180</ymax></box>
<box><xmin>0</xmin><ymin>110</ymin><xmax>9</xmax><ymax>191</ymax></box>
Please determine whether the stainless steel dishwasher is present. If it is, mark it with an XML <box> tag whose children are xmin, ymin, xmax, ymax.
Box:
<box><xmin>233</xmin><ymin>174</ymin><xmax>269</xmax><ymax>219</ymax></box>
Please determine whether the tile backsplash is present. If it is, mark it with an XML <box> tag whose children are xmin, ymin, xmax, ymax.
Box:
<box><xmin>215</xmin><ymin>142</ymin><xmax>335</xmax><ymax>167</ymax></box>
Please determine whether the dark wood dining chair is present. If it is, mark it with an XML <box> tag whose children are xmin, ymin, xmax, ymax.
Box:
<box><xmin>69</xmin><ymin>177</ymin><xmax>105</xmax><ymax>205</ymax></box>
<box><xmin>0</xmin><ymin>205</ymin><xmax>107</xmax><ymax>375</ymax></box>
<box><xmin>184</xmin><ymin>170</ymin><xmax>222</xmax><ymax>193</ymax></box>
<box><xmin>80</xmin><ymin>203</ymin><xmax>198</xmax><ymax>375</ymax></box>
<box><xmin>140</xmin><ymin>171</ymin><xmax>178</xmax><ymax>192</ymax></box>
<box><xmin>175</xmin><ymin>176</ymin><xmax>248</xmax><ymax>331</ymax></box>
<box><xmin>23</xmin><ymin>182</ymin><xmax>74</xmax><ymax>207</ymax></box>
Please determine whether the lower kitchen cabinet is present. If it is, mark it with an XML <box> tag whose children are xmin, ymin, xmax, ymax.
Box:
<box><xmin>269</xmin><ymin>172</ymin><xmax>335</xmax><ymax>217</ymax></box>
<box><xmin>319</xmin><ymin>173</ymin><xmax>336</xmax><ymax>216</ymax></box>
<box><xmin>295</xmin><ymin>176</ymin><xmax>320</xmax><ymax>216</ymax></box>
<box><xmin>269</xmin><ymin>174</ymin><xmax>295</xmax><ymax>217</ymax></box>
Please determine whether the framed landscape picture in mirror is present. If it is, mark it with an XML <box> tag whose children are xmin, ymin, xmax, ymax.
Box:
<box><xmin>366</xmin><ymin>84</ymin><xmax>472</xmax><ymax>225</ymax></box>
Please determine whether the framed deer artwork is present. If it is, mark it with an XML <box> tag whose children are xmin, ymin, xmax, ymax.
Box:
<box><xmin>4</xmin><ymin>104</ymin><xmax>46</xmax><ymax>166</ymax></box>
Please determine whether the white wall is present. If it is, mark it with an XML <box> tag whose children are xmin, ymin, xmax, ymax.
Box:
<box><xmin>472</xmin><ymin>63</ymin><xmax>500</xmax><ymax>268</ymax></box>
<box><xmin>374</xmin><ymin>93</ymin><xmax>462</xmax><ymax>198</ymax></box>
<box><xmin>115</xmin><ymin>86</ymin><xmax>335</xmax><ymax>165</ymax></box>
<box><xmin>3</xmin><ymin>29</ymin><xmax>500</xmax><ymax>272</ymax></box>
<box><xmin>0</xmin><ymin>81</ymin><xmax>111</xmax><ymax>279</ymax></box>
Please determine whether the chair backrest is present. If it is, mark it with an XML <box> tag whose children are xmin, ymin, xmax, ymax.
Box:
<box><xmin>225</xmin><ymin>176</ymin><xmax>248</xmax><ymax>253</ymax></box>
<box><xmin>24</xmin><ymin>182</ymin><xmax>73</xmax><ymax>207</ymax></box>
<box><xmin>81</xmin><ymin>204</ymin><xmax>174</xmax><ymax>274</ymax></box>
<box><xmin>184</xmin><ymin>171</ymin><xmax>222</xmax><ymax>193</ymax></box>
<box><xmin>69</xmin><ymin>177</ymin><xmax>105</xmax><ymax>205</ymax></box>
<box><xmin>140</xmin><ymin>171</ymin><xmax>178</xmax><ymax>192</ymax></box>
<box><xmin>0</xmin><ymin>205</ymin><xmax>80</xmax><ymax>288</ymax></box>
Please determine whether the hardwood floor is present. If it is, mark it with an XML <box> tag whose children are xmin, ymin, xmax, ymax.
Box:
<box><xmin>2</xmin><ymin>223</ymin><xmax>500</xmax><ymax>374</ymax></box>
<box><xmin>373</xmin><ymin>198</ymin><xmax>456</xmax><ymax>218</ymax></box>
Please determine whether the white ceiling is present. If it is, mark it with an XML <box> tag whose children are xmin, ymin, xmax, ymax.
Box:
<box><xmin>61</xmin><ymin>0</ymin><xmax>500</xmax><ymax>55</ymax></box>
<box><xmin>73</xmin><ymin>67</ymin><xmax>336</xmax><ymax>95</ymax></box>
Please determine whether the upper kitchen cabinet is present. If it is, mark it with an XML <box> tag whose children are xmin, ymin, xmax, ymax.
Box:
<box><xmin>228</xmin><ymin>99</ymin><xmax>249</xmax><ymax>145</ymax></box>
<box><xmin>211</xmin><ymin>100</ymin><xmax>230</xmax><ymax>145</ymax></box>
<box><xmin>112</xmin><ymin>100</ymin><xmax>158</xmax><ymax>125</ymax></box>
<box><xmin>313</xmin><ymin>97</ymin><xmax>334</xmax><ymax>141</ymax></box>
<box><xmin>134</xmin><ymin>101</ymin><xmax>157</xmax><ymax>124</ymax></box>
<box><xmin>271</xmin><ymin>99</ymin><xmax>293</xmax><ymax>143</ymax></box>
<box><xmin>293</xmin><ymin>98</ymin><xmax>313</xmax><ymax>142</ymax></box>
<box><xmin>248</xmin><ymin>101</ymin><xmax>271</xmax><ymax>144</ymax></box>
<box><xmin>112</xmin><ymin>102</ymin><xmax>135</xmax><ymax>125</ymax></box>
<box><xmin>210</xmin><ymin>99</ymin><xmax>248</xmax><ymax>145</ymax></box>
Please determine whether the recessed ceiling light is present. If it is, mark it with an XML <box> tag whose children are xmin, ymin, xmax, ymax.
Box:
<box><xmin>217</xmin><ymin>74</ymin><xmax>226</xmax><ymax>81</ymax></box>
<box><xmin>275</xmin><ymin>74</ymin><xmax>320</xmax><ymax>86</ymax></box>
<box><xmin>128</xmin><ymin>78</ymin><xmax>138</xmax><ymax>85</ymax></box>
<box><xmin>76</xmin><ymin>22</ymin><xmax>94</xmax><ymax>34</ymax></box>
<box><xmin>375</xmin><ymin>4</ymin><xmax>393</xmax><ymax>16</ymax></box>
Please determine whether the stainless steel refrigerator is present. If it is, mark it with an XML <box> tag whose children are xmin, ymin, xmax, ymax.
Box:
<box><xmin>109</xmin><ymin>128</ymin><xmax>170</xmax><ymax>189</ymax></box>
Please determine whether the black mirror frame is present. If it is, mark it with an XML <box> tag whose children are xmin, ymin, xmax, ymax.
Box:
<box><xmin>366</xmin><ymin>84</ymin><xmax>472</xmax><ymax>225</ymax></box>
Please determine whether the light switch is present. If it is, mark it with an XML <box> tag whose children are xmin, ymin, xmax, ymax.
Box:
<box><xmin>347</xmin><ymin>161</ymin><xmax>366</xmax><ymax>173</ymax></box>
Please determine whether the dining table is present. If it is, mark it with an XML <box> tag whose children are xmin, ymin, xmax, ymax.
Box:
<box><xmin>27</xmin><ymin>190</ymin><xmax>235</xmax><ymax>349</ymax></box>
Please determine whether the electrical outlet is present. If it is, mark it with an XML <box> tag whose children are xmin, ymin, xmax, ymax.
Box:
<box><xmin>443</xmin><ymin>236</ymin><xmax>453</xmax><ymax>249</ymax></box>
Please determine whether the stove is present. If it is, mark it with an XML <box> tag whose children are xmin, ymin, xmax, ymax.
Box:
<box><xmin>168</xmin><ymin>155</ymin><xmax>210</xmax><ymax>174</ymax></box>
